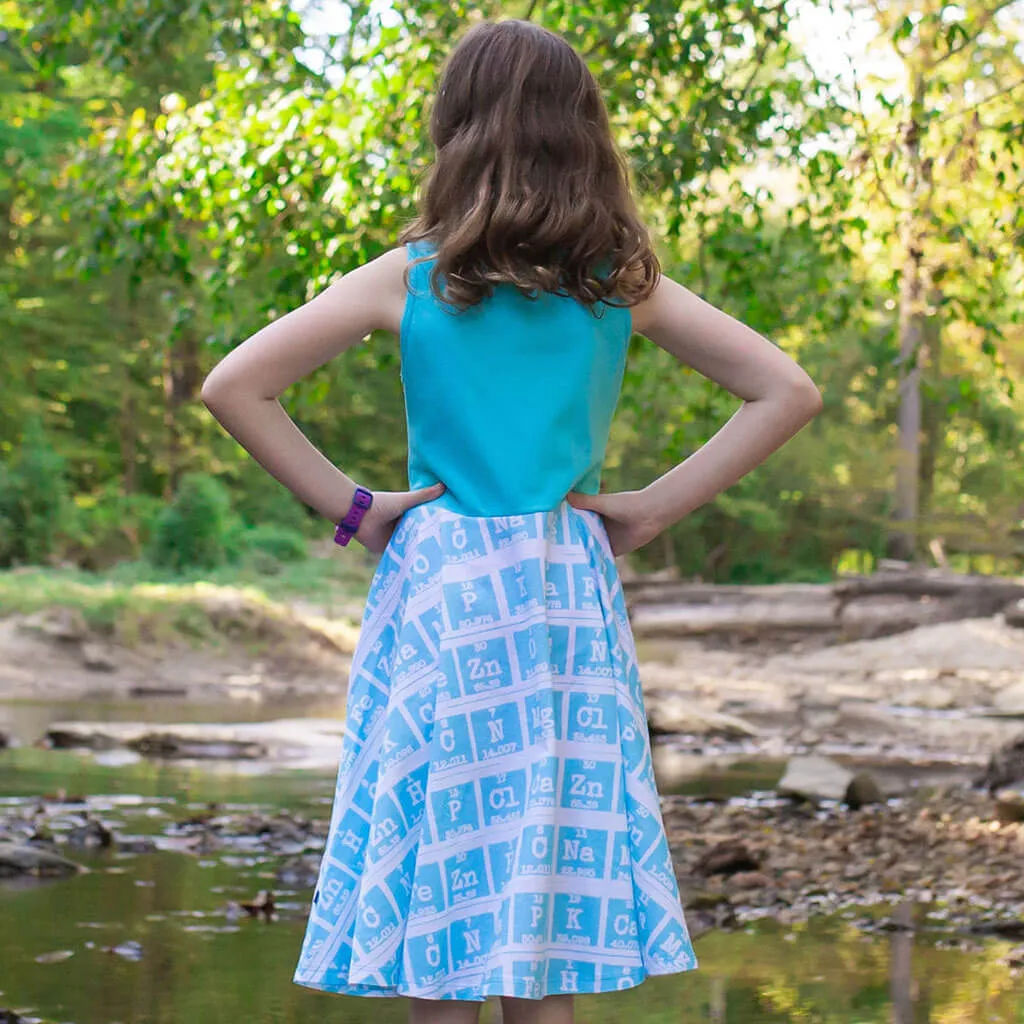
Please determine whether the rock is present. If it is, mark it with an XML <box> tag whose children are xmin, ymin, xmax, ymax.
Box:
<box><xmin>696</xmin><ymin>840</ymin><xmax>761</xmax><ymax>876</ymax></box>
<box><xmin>729</xmin><ymin>870</ymin><xmax>771</xmax><ymax>890</ymax></box>
<box><xmin>19</xmin><ymin>606</ymin><xmax>87</xmax><ymax>642</ymax></box>
<box><xmin>66</xmin><ymin>814</ymin><xmax>114</xmax><ymax>849</ymax></box>
<box><xmin>900</xmin><ymin>684</ymin><xmax>959</xmax><ymax>710</ymax></box>
<box><xmin>34</xmin><ymin>948</ymin><xmax>75</xmax><ymax>963</ymax></box>
<box><xmin>994</xmin><ymin>786</ymin><xmax>1024</xmax><ymax>824</ymax></box>
<box><xmin>107</xmin><ymin>939</ymin><xmax>144</xmax><ymax>961</ymax></box>
<box><xmin>1005</xmin><ymin>599</ymin><xmax>1024</xmax><ymax>628</ymax></box>
<box><xmin>41</xmin><ymin>718</ymin><xmax>348</xmax><ymax>765</ymax></box>
<box><xmin>971</xmin><ymin>919</ymin><xmax>1024</xmax><ymax>939</ymax></box>
<box><xmin>0</xmin><ymin>840</ymin><xmax>82</xmax><ymax>877</ymax></box>
<box><xmin>81</xmin><ymin>641</ymin><xmax>117</xmax><ymax>672</ymax></box>
<box><xmin>275</xmin><ymin>855</ymin><xmax>320</xmax><ymax>889</ymax></box>
<box><xmin>683</xmin><ymin>888</ymin><xmax>731</xmax><ymax>910</ymax></box>
<box><xmin>239</xmin><ymin>889</ymin><xmax>276</xmax><ymax>920</ymax></box>
<box><xmin>977</xmin><ymin>734</ymin><xmax>1024</xmax><ymax>791</ymax></box>
<box><xmin>993</xmin><ymin>681</ymin><xmax>1024</xmax><ymax>716</ymax></box>
<box><xmin>646</xmin><ymin>692</ymin><xmax>759</xmax><ymax>738</ymax></box>
<box><xmin>117</xmin><ymin>835</ymin><xmax>159</xmax><ymax>854</ymax></box>
<box><xmin>845</xmin><ymin>772</ymin><xmax>884</xmax><ymax>809</ymax></box>
<box><xmin>777</xmin><ymin>755</ymin><xmax>854</xmax><ymax>803</ymax></box>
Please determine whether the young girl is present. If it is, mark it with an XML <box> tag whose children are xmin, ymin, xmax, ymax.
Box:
<box><xmin>201</xmin><ymin>18</ymin><xmax>821</xmax><ymax>1024</ymax></box>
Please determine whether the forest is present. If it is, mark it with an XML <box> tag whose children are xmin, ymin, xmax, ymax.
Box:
<box><xmin>2</xmin><ymin>0</ymin><xmax>1022</xmax><ymax>582</ymax></box>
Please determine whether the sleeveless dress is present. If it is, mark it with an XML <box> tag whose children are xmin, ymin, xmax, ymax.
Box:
<box><xmin>292</xmin><ymin>240</ymin><xmax>698</xmax><ymax>1001</ymax></box>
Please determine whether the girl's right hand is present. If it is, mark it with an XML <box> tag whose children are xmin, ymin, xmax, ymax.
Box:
<box><xmin>566</xmin><ymin>489</ymin><xmax>661</xmax><ymax>556</ymax></box>
<box><xmin>355</xmin><ymin>483</ymin><xmax>446</xmax><ymax>554</ymax></box>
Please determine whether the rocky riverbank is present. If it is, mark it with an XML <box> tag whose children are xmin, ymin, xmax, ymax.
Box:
<box><xmin>1</xmin><ymin>758</ymin><xmax>1022</xmax><ymax>958</ymax></box>
<box><xmin>2</xmin><ymin>605</ymin><xmax>1024</xmax><ymax>768</ymax></box>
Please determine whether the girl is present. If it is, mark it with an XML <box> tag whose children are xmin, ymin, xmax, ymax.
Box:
<box><xmin>201</xmin><ymin>18</ymin><xmax>822</xmax><ymax>1024</ymax></box>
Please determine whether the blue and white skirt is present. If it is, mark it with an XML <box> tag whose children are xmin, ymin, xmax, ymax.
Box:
<box><xmin>292</xmin><ymin>500</ymin><xmax>698</xmax><ymax>1001</ymax></box>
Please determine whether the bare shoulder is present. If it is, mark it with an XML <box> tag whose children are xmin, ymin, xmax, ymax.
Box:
<box><xmin>630</xmin><ymin>273</ymin><xmax>685</xmax><ymax>338</ymax></box>
<box><xmin>330</xmin><ymin>244</ymin><xmax>409</xmax><ymax>335</ymax></box>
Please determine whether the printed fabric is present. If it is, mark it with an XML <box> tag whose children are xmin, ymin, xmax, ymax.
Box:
<box><xmin>292</xmin><ymin>500</ymin><xmax>698</xmax><ymax>1001</ymax></box>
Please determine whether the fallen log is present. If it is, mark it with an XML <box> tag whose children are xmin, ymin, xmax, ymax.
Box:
<box><xmin>624</xmin><ymin>571</ymin><xmax>1024</xmax><ymax>641</ymax></box>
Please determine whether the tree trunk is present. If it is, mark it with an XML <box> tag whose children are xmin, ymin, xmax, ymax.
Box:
<box><xmin>889</xmin><ymin>67</ymin><xmax>929</xmax><ymax>561</ymax></box>
<box><xmin>163</xmin><ymin>318</ymin><xmax>202</xmax><ymax>498</ymax></box>
<box><xmin>918</xmin><ymin>281</ymin><xmax>943</xmax><ymax>523</ymax></box>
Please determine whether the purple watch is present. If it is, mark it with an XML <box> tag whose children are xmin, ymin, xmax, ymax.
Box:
<box><xmin>334</xmin><ymin>486</ymin><xmax>374</xmax><ymax>547</ymax></box>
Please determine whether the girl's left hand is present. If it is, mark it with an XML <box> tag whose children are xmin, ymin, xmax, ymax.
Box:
<box><xmin>355</xmin><ymin>483</ymin><xmax>446</xmax><ymax>554</ymax></box>
<box><xmin>566</xmin><ymin>489</ymin><xmax>661</xmax><ymax>556</ymax></box>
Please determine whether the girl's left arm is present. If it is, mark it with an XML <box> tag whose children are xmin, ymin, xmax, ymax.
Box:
<box><xmin>200</xmin><ymin>247</ymin><xmax>442</xmax><ymax>552</ymax></box>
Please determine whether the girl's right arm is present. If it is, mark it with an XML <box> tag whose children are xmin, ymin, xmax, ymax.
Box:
<box><xmin>567</xmin><ymin>273</ymin><xmax>823</xmax><ymax>555</ymax></box>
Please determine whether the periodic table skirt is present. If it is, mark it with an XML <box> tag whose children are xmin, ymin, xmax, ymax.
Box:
<box><xmin>292</xmin><ymin>500</ymin><xmax>698</xmax><ymax>1001</ymax></box>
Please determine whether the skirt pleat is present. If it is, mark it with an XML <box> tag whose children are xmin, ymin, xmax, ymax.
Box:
<box><xmin>293</xmin><ymin>501</ymin><xmax>698</xmax><ymax>1001</ymax></box>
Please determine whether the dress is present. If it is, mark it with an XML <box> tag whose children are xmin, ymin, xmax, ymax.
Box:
<box><xmin>292</xmin><ymin>241</ymin><xmax>698</xmax><ymax>1001</ymax></box>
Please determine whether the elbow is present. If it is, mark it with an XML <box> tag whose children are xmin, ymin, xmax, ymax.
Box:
<box><xmin>792</xmin><ymin>374</ymin><xmax>823</xmax><ymax>421</ymax></box>
<box><xmin>200</xmin><ymin>371</ymin><xmax>229</xmax><ymax>411</ymax></box>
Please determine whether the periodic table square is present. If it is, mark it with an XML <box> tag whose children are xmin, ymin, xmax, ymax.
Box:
<box><xmin>560</xmin><ymin>757</ymin><xmax>617</xmax><ymax>812</ymax></box>
<box><xmin>444</xmin><ymin>847</ymin><xmax>491</xmax><ymax>905</ymax></box>
<box><xmin>429</xmin><ymin>781</ymin><xmax>481</xmax><ymax>841</ymax></box>
<box><xmin>453</xmin><ymin>635</ymin><xmax>514</xmax><ymax>695</ymax></box>
<box><xmin>551</xmin><ymin>894</ymin><xmax>601</xmax><ymax>946</ymax></box>
<box><xmin>480</xmin><ymin>767</ymin><xmax>527</xmax><ymax>826</ymax></box>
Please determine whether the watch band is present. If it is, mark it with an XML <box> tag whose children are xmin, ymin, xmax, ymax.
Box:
<box><xmin>334</xmin><ymin>486</ymin><xmax>374</xmax><ymax>547</ymax></box>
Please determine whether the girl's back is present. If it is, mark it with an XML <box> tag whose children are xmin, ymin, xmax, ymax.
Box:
<box><xmin>201</xmin><ymin>16</ymin><xmax>821</xmax><ymax>1024</ymax></box>
<box><xmin>401</xmin><ymin>240</ymin><xmax>631</xmax><ymax>517</ymax></box>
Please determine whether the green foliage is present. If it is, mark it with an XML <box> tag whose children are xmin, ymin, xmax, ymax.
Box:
<box><xmin>242</xmin><ymin>523</ymin><xmax>308</xmax><ymax>570</ymax></box>
<box><xmin>0</xmin><ymin>417</ymin><xmax>70</xmax><ymax>567</ymax></box>
<box><xmin>146</xmin><ymin>472</ymin><xmax>237</xmax><ymax>572</ymax></box>
<box><xmin>231</xmin><ymin>459</ymin><xmax>311</xmax><ymax>533</ymax></box>
<box><xmin>58</xmin><ymin>482</ymin><xmax>166</xmax><ymax>570</ymax></box>
<box><xmin>1</xmin><ymin>0</ymin><xmax>1022</xmax><ymax>580</ymax></box>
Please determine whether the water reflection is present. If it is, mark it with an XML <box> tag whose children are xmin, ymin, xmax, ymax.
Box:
<box><xmin>2</xmin><ymin>841</ymin><xmax>1021</xmax><ymax>1023</ymax></box>
<box><xmin>1</xmin><ymin>747</ymin><xmax>1021</xmax><ymax>1024</ymax></box>
<box><xmin>890</xmin><ymin>902</ymin><xmax>915</xmax><ymax>1024</ymax></box>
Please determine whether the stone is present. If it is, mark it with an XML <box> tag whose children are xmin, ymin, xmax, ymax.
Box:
<box><xmin>1005</xmin><ymin>599</ymin><xmax>1024</xmax><ymax>629</ymax></box>
<box><xmin>901</xmin><ymin>685</ymin><xmax>959</xmax><ymax>710</ymax></box>
<box><xmin>67</xmin><ymin>815</ymin><xmax>114</xmax><ymax>849</ymax></box>
<box><xmin>19</xmin><ymin>606</ymin><xmax>87</xmax><ymax>642</ymax></box>
<box><xmin>977</xmin><ymin>734</ymin><xmax>1024</xmax><ymax>791</ymax></box>
<box><xmin>777</xmin><ymin>755</ymin><xmax>854</xmax><ymax>803</ymax></box>
<box><xmin>646</xmin><ymin>691</ymin><xmax>759</xmax><ymax>738</ymax></box>
<box><xmin>81</xmin><ymin>641</ymin><xmax>117</xmax><ymax>672</ymax></box>
<box><xmin>993</xmin><ymin>681</ymin><xmax>1024</xmax><ymax>716</ymax></box>
<box><xmin>0</xmin><ymin>840</ymin><xmax>82</xmax><ymax>877</ymax></box>
<box><xmin>845</xmin><ymin>772</ymin><xmax>884</xmax><ymax>809</ymax></box>
<box><xmin>117</xmin><ymin>835</ymin><xmax>158</xmax><ymax>854</ymax></box>
<box><xmin>729</xmin><ymin>870</ymin><xmax>771</xmax><ymax>890</ymax></box>
<box><xmin>275</xmin><ymin>855</ymin><xmax>320</xmax><ymax>889</ymax></box>
<box><xmin>41</xmin><ymin>717</ymin><xmax>350</xmax><ymax>767</ymax></box>
<box><xmin>696</xmin><ymin>840</ymin><xmax>761</xmax><ymax>876</ymax></box>
<box><xmin>994</xmin><ymin>786</ymin><xmax>1024</xmax><ymax>824</ymax></box>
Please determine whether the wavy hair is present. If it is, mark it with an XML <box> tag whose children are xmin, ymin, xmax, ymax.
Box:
<box><xmin>398</xmin><ymin>19</ymin><xmax>659</xmax><ymax>312</ymax></box>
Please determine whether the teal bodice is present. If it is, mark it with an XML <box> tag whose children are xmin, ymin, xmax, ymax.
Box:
<box><xmin>399</xmin><ymin>240</ymin><xmax>631</xmax><ymax>516</ymax></box>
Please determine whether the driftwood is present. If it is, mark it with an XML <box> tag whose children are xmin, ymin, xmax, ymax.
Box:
<box><xmin>624</xmin><ymin>571</ymin><xmax>1024</xmax><ymax>641</ymax></box>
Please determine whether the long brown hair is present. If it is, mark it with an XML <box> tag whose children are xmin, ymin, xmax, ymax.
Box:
<box><xmin>399</xmin><ymin>19</ymin><xmax>659</xmax><ymax>313</ymax></box>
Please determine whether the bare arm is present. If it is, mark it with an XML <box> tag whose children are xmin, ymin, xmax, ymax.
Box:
<box><xmin>571</xmin><ymin>274</ymin><xmax>822</xmax><ymax>550</ymax></box>
<box><xmin>200</xmin><ymin>246</ymin><xmax>442</xmax><ymax>550</ymax></box>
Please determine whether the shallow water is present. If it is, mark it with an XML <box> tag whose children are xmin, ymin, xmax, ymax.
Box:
<box><xmin>1</xmin><ymin>748</ymin><xmax>1022</xmax><ymax>1024</ymax></box>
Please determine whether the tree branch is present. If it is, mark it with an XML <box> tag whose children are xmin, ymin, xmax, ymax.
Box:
<box><xmin>927</xmin><ymin>0</ymin><xmax>1022</xmax><ymax>69</ymax></box>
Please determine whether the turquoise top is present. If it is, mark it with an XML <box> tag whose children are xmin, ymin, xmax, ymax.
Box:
<box><xmin>399</xmin><ymin>240</ymin><xmax>632</xmax><ymax>517</ymax></box>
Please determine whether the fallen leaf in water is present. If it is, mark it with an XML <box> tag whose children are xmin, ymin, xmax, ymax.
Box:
<box><xmin>34</xmin><ymin>949</ymin><xmax>75</xmax><ymax>963</ymax></box>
